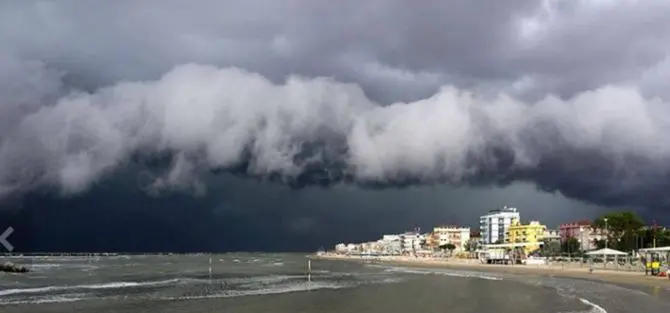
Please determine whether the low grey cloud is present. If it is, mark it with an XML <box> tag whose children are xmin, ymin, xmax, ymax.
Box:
<box><xmin>1</xmin><ymin>0</ymin><xmax>670</xmax><ymax>215</ymax></box>
<box><xmin>4</xmin><ymin>0</ymin><xmax>669</xmax><ymax>99</ymax></box>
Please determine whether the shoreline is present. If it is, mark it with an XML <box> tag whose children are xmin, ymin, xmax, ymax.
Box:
<box><xmin>314</xmin><ymin>254</ymin><xmax>670</xmax><ymax>289</ymax></box>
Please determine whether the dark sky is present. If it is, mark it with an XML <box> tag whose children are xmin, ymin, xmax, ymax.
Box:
<box><xmin>2</xmin><ymin>174</ymin><xmax>612</xmax><ymax>253</ymax></box>
<box><xmin>2</xmin><ymin>0</ymin><xmax>670</xmax><ymax>252</ymax></box>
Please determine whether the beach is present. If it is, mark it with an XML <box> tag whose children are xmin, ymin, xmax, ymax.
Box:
<box><xmin>315</xmin><ymin>253</ymin><xmax>670</xmax><ymax>289</ymax></box>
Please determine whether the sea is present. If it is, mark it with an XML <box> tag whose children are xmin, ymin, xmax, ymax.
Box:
<box><xmin>1</xmin><ymin>253</ymin><xmax>669</xmax><ymax>313</ymax></box>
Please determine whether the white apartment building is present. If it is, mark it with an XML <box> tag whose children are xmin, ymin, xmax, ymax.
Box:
<box><xmin>479</xmin><ymin>206</ymin><xmax>520</xmax><ymax>245</ymax></box>
<box><xmin>433</xmin><ymin>226</ymin><xmax>471</xmax><ymax>252</ymax></box>
<box><xmin>335</xmin><ymin>243</ymin><xmax>347</xmax><ymax>253</ymax></box>
<box><xmin>576</xmin><ymin>227</ymin><xmax>605</xmax><ymax>251</ymax></box>
<box><xmin>399</xmin><ymin>232</ymin><xmax>424</xmax><ymax>254</ymax></box>
<box><xmin>379</xmin><ymin>234</ymin><xmax>402</xmax><ymax>255</ymax></box>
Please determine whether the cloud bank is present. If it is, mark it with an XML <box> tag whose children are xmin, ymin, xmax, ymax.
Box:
<box><xmin>1</xmin><ymin>0</ymin><xmax>670</xmax><ymax>211</ymax></box>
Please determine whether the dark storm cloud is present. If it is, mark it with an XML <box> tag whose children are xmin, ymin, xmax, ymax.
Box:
<box><xmin>4</xmin><ymin>0</ymin><xmax>669</xmax><ymax>98</ymax></box>
<box><xmin>4</xmin><ymin>175</ymin><xmax>607</xmax><ymax>252</ymax></box>
<box><xmin>2</xmin><ymin>0</ymin><xmax>670</xmax><ymax>214</ymax></box>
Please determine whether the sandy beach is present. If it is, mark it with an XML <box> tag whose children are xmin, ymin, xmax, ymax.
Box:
<box><xmin>315</xmin><ymin>254</ymin><xmax>670</xmax><ymax>289</ymax></box>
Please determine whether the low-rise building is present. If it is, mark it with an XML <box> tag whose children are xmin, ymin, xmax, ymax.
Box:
<box><xmin>424</xmin><ymin>232</ymin><xmax>441</xmax><ymax>250</ymax></box>
<box><xmin>335</xmin><ymin>243</ymin><xmax>347</xmax><ymax>253</ymax></box>
<box><xmin>559</xmin><ymin>220</ymin><xmax>591</xmax><ymax>241</ymax></box>
<box><xmin>505</xmin><ymin>219</ymin><xmax>547</xmax><ymax>253</ymax></box>
<box><xmin>468</xmin><ymin>231</ymin><xmax>481</xmax><ymax>250</ymax></box>
<box><xmin>399</xmin><ymin>232</ymin><xmax>424</xmax><ymax>254</ymax></box>
<box><xmin>433</xmin><ymin>226</ymin><xmax>471</xmax><ymax>252</ymax></box>
<box><xmin>379</xmin><ymin>234</ymin><xmax>402</xmax><ymax>255</ymax></box>
<box><xmin>542</xmin><ymin>229</ymin><xmax>561</xmax><ymax>243</ymax></box>
<box><xmin>560</xmin><ymin>220</ymin><xmax>601</xmax><ymax>251</ymax></box>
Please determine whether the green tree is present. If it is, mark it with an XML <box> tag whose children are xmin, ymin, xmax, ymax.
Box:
<box><xmin>657</xmin><ymin>229</ymin><xmax>670</xmax><ymax>247</ymax></box>
<box><xmin>541</xmin><ymin>241</ymin><xmax>561</xmax><ymax>256</ymax></box>
<box><xmin>592</xmin><ymin>211</ymin><xmax>645</xmax><ymax>251</ymax></box>
<box><xmin>593</xmin><ymin>238</ymin><xmax>606</xmax><ymax>250</ymax></box>
<box><xmin>636</xmin><ymin>227</ymin><xmax>670</xmax><ymax>248</ymax></box>
<box><xmin>440</xmin><ymin>243</ymin><xmax>457</xmax><ymax>256</ymax></box>
<box><xmin>561</xmin><ymin>237</ymin><xmax>581</xmax><ymax>254</ymax></box>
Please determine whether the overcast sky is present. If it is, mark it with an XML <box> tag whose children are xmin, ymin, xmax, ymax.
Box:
<box><xmin>1</xmin><ymin>0</ymin><xmax>670</xmax><ymax>251</ymax></box>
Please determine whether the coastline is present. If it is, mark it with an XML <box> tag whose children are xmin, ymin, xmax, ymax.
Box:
<box><xmin>314</xmin><ymin>254</ymin><xmax>670</xmax><ymax>290</ymax></box>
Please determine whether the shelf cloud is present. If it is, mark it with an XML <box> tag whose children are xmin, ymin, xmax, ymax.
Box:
<box><xmin>2</xmin><ymin>0</ymin><xmax>670</xmax><ymax>212</ymax></box>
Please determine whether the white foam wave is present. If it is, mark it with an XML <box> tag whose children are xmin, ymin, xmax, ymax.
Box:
<box><xmin>0</xmin><ymin>294</ymin><xmax>87</xmax><ymax>305</ymax></box>
<box><xmin>176</xmin><ymin>274</ymin><xmax>303</xmax><ymax>286</ymax></box>
<box><xmin>577</xmin><ymin>298</ymin><xmax>608</xmax><ymax>313</ymax></box>
<box><xmin>27</xmin><ymin>264</ymin><xmax>61</xmax><ymax>270</ymax></box>
<box><xmin>0</xmin><ymin>278</ymin><xmax>179</xmax><ymax>297</ymax></box>
<box><xmin>383</xmin><ymin>266</ymin><xmax>503</xmax><ymax>281</ymax></box>
<box><xmin>26</xmin><ymin>263</ymin><xmax>99</xmax><ymax>271</ymax></box>
<box><xmin>377</xmin><ymin>277</ymin><xmax>403</xmax><ymax>284</ymax></box>
<box><xmin>163</xmin><ymin>281</ymin><xmax>348</xmax><ymax>301</ymax></box>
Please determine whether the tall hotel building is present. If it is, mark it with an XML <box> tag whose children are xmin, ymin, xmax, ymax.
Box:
<box><xmin>479</xmin><ymin>206</ymin><xmax>520</xmax><ymax>245</ymax></box>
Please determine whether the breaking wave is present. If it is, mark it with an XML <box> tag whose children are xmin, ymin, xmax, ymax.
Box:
<box><xmin>381</xmin><ymin>266</ymin><xmax>504</xmax><ymax>281</ymax></box>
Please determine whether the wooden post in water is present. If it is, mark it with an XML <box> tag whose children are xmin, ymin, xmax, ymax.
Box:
<box><xmin>307</xmin><ymin>258</ymin><xmax>312</xmax><ymax>290</ymax></box>
<box><xmin>208</xmin><ymin>256</ymin><xmax>213</xmax><ymax>283</ymax></box>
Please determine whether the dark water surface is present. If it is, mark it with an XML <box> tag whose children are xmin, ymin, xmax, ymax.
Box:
<box><xmin>1</xmin><ymin>254</ymin><xmax>669</xmax><ymax>313</ymax></box>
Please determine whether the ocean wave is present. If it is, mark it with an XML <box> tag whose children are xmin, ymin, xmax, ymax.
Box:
<box><xmin>382</xmin><ymin>266</ymin><xmax>503</xmax><ymax>281</ymax></box>
<box><xmin>0</xmin><ymin>275</ymin><xmax>308</xmax><ymax>305</ymax></box>
<box><xmin>0</xmin><ymin>273</ymin><xmax>318</xmax><ymax>299</ymax></box>
<box><xmin>23</xmin><ymin>263</ymin><xmax>61</xmax><ymax>270</ymax></box>
<box><xmin>26</xmin><ymin>263</ymin><xmax>100</xmax><ymax>272</ymax></box>
<box><xmin>0</xmin><ymin>294</ymin><xmax>88</xmax><ymax>305</ymax></box>
<box><xmin>0</xmin><ymin>278</ymin><xmax>180</xmax><ymax>297</ymax></box>
<box><xmin>175</xmin><ymin>274</ymin><xmax>304</xmax><ymax>286</ymax></box>
<box><xmin>162</xmin><ymin>281</ymin><xmax>348</xmax><ymax>301</ymax></box>
<box><xmin>574</xmin><ymin>298</ymin><xmax>608</xmax><ymax>313</ymax></box>
<box><xmin>0</xmin><ymin>269</ymin><xmax>402</xmax><ymax>304</ymax></box>
<box><xmin>165</xmin><ymin>271</ymin><xmax>398</xmax><ymax>300</ymax></box>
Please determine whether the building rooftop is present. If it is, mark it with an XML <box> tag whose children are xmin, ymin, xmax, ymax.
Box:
<box><xmin>485</xmin><ymin>206</ymin><xmax>519</xmax><ymax>214</ymax></box>
<box><xmin>434</xmin><ymin>225</ymin><xmax>469</xmax><ymax>229</ymax></box>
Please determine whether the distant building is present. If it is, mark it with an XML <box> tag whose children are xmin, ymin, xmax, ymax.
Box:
<box><xmin>479</xmin><ymin>206</ymin><xmax>520</xmax><ymax>244</ymax></box>
<box><xmin>425</xmin><ymin>232</ymin><xmax>440</xmax><ymax>250</ymax></box>
<box><xmin>379</xmin><ymin>234</ymin><xmax>402</xmax><ymax>255</ymax></box>
<box><xmin>559</xmin><ymin>220</ymin><xmax>591</xmax><ymax>241</ymax></box>
<box><xmin>559</xmin><ymin>220</ymin><xmax>602</xmax><ymax>251</ymax></box>
<box><xmin>542</xmin><ymin>229</ymin><xmax>561</xmax><ymax>243</ymax></box>
<box><xmin>399</xmin><ymin>232</ymin><xmax>424</xmax><ymax>254</ymax></box>
<box><xmin>433</xmin><ymin>226</ymin><xmax>471</xmax><ymax>252</ymax></box>
<box><xmin>335</xmin><ymin>243</ymin><xmax>347</xmax><ymax>253</ymax></box>
<box><xmin>505</xmin><ymin>219</ymin><xmax>547</xmax><ymax>253</ymax></box>
<box><xmin>467</xmin><ymin>231</ymin><xmax>481</xmax><ymax>251</ymax></box>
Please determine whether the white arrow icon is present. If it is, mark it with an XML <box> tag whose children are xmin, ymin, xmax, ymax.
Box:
<box><xmin>0</xmin><ymin>227</ymin><xmax>14</xmax><ymax>252</ymax></box>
